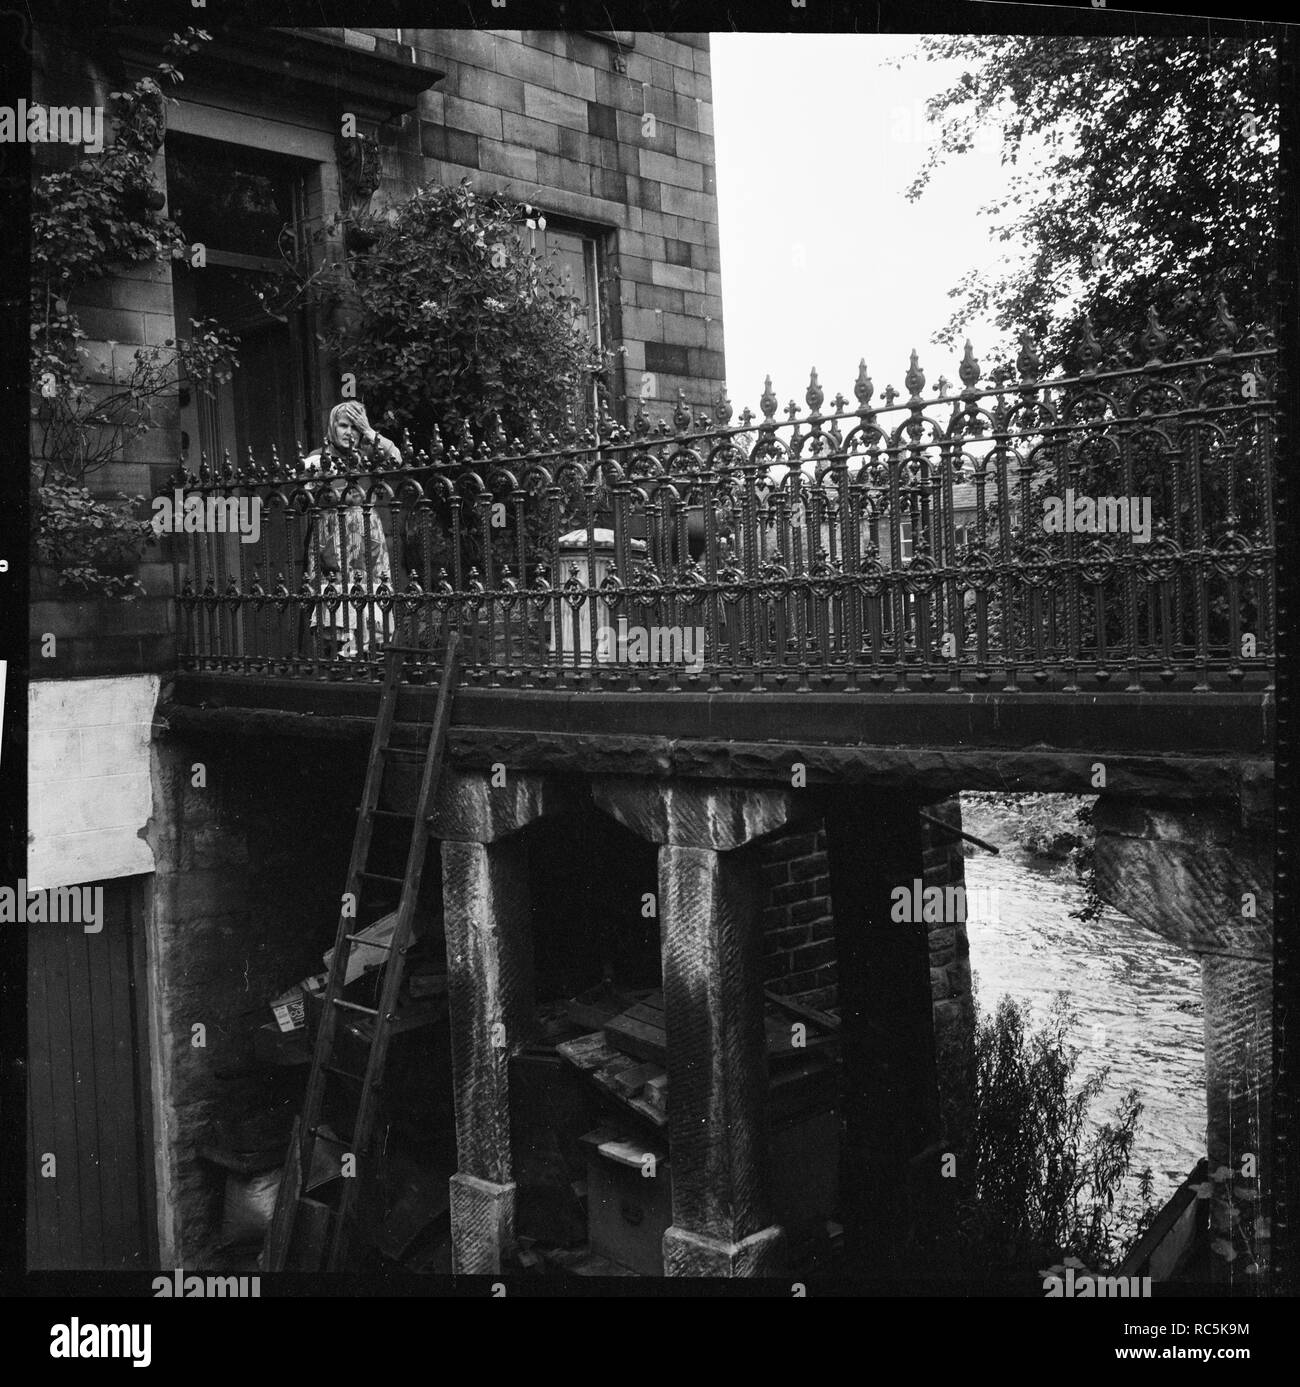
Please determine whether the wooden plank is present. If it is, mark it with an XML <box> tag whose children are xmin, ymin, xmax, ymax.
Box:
<box><xmin>589</xmin><ymin>1052</ymin><xmax>651</xmax><ymax>1100</ymax></box>
<box><xmin>603</xmin><ymin>1013</ymin><xmax>666</xmax><ymax>1064</ymax></box>
<box><xmin>26</xmin><ymin>918</ymin><xmax>64</xmax><ymax>1268</ymax></box>
<box><xmin>65</xmin><ymin>920</ymin><xmax>107</xmax><ymax>1267</ymax></box>
<box><xmin>623</xmin><ymin>1002</ymin><xmax>665</xmax><ymax>1027</ymax></box>
<box><xmin>556</xmin><ymin>1031</ymin><xmax>625</xmax><ymax>1072</ymax></box>
<box><xmin>127</xmin><ymin>882</ymin><xmax>160</xmax><ymax>1266</ymax></box>
<box><xmin>578</xmin><ymin>1127</ymin><xmax>667</xmax><ymax>1170</ymax></box>
<box><xmin>610</xmin><ymin>1061</ymin><xmax>660</xmax><ymax>1099</ymax></box>
<box><xmin>564</xmin><ymin>982</ymin><xmax>636</xmax><ymax>1032</ymax></box>
<box><xmin>89</xmin><ymin>894</ymin><xmax>130</xmax><ymax>1267</ymax></box>
<box><xmin>43</xmin><ymin>920</ymin><xmax>88</xmax><ymax>1268</ymax></box>
<box><xmin>763</xmin><ymin>988</ymin><xmax>841</xmax><ymax>1033</ymax></box>
<box><xmin>99</xmin><ymin>882</ymin><xmax>147</xmax><ymax>1267</ymax></box>
<box><xmin>626</xmin><ymin>1096</ymin><xmax>668</xmax><ymax>1130</ymax></box>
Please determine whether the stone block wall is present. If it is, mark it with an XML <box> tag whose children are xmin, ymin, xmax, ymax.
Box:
<box><xmin>380</xmin><ymin>30</ymin><xmax>725</xmax><ymax>423</ymax></box>
<box><xmin>145</xmin><ymin>732</ymin><xmax>367</xmax><ymax>1265</ymax></box>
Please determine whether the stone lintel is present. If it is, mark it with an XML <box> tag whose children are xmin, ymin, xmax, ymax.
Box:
<box><xmin>430</xmin><ymin>768</ymin><xmax>564</xmax><ymax>844</ymax></box>
<box><xmin>159</xmin><ymin>697</ymin><xmax>1271</xmax><ymax>808</ymax></box>
<box><xmin>449</xmin><ymin>1173</ymin><xmax>516</xmax><ymax>1275</ymax></box>
<box><xmin>593</xmin><ymin>776</ymin><xmax>809</xmax><ymax>849</ymax></box>
<box><xmin>662</xmin><ymin>1223</ymin><xmax>785</xmax><ymax>1277</ymax></box>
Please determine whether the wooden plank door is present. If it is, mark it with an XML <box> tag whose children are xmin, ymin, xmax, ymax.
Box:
<box><xmin>27</xmin><ymin>879</ymin><xmax>158</xmax><ymax>1270</ymax></box>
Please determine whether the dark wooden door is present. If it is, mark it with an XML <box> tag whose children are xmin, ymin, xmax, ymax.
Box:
<box><xmin>27</xmin><ymin>879</ymin><xmax>157</xmax><ymax>1270</ymax></box>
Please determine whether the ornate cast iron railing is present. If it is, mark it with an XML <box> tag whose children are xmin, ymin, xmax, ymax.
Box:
<box><xmin>169</xmin><ymin>303</ymin><xmax>1275</xmax><ymax>694</ymax></box>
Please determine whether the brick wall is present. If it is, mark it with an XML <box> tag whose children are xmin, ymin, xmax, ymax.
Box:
<box><xmin>379</xmin><ymin>30</ymin><xmax>725</xmax><ymax>423</ymax></box>
<box><xmin>759</xmin><ymin>825</ymin><xmax>837</xmax><ymax>1011</ymax></box>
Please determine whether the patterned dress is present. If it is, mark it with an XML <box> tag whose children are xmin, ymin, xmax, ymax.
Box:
<box><xmin>303</xmin><ymin>438</ymin><xmax>398</xmax><ymax>657</ymax></box>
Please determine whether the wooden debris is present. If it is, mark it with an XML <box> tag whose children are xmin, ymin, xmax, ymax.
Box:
<box><xmin>763</xmin><ymin>988</ymin><xmax>841</xmax><ymax>1033</ymax></box>
<box><xmin>642</xmin><ymin>1073</ymin><xmax>668</xmax><ymax>1118</ymax></box>
<box><xmin>603</xmin><ymin>1009</ymin><xmax>666</xmax><ymax>1064</ymax></box>
<box><xmin>556</xmin><ymin>1032</ymin><xmax>625</xmax><ymax>1072</ymax></box>
<box><xmin>610</xmin><ymin>1060</ymin><xmax>661</xmax><ymax>1098</ymax></box>
<box><xmin>565</xmin><ymin>981</ymin><xmax>637</xmax><ymax>1032</ymax></box>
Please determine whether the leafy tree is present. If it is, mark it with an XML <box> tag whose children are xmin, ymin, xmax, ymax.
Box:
<box><xmin>904</xmin><ymin>35</ymin><xmax>1278</xmax><ymax>372</ymax></box>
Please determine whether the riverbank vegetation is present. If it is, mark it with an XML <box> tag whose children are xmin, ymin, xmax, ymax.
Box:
<box><xmin>955</xmin><ymin>990</ymin><xmax>1158</xmax><ymax>1283</ymax></box>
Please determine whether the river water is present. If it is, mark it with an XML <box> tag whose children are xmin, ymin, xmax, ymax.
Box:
<box><xmin>959</xmin><ymin>796</ymin><xmax>1206</xmax><ymax>1206</ymax></box>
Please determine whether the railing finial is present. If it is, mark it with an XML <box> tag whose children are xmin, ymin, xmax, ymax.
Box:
<box><xmin>760</xmin><ymin>374</ymin><xmax>777</xmax><ymax>425</ymax></box>
<box><xmin>1207</xmin><ymin>292</ymin><xmax>1239</xmax><ymax>359</ymax></box>
<box><xmin>1077</xmin><ymin>316</ymin><xmax>1103</xmax><ymax>375</ymax></box>
<box><xmin>1139</xmin><ymin>305</ymin><xmax>1168</xmax><ymax>365</ymax></box>
<box><xmin>1015</xmin><ymin>330</ymin><xmax>1042</xmax><ymax>382</ymax></box>
<box><xmin>854</xmin><ymin>359</ymin><xmax>874</xmax><ymax>413</ymax></box>
<box><xmin>905</xmin><ymin>348</ymin><xmax>925</xmax><ymax>401</ymax></box>
<box><xmin>806</xmin><ymin>368</ymin><xmax>823</xmax><ymax>417</ymax></box>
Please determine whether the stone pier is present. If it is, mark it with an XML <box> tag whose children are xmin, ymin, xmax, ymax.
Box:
<box><xmin>593</xmin><ymin>780</ymin><xmax>814</xmax><ymax>1276</ymax></box>
<box><xmin>1094</xmin><ymin>795</ymin><xmax>1273</xmax><ymax>1279</ymax></box>
<box><xmin>431</xmin><ymin>770</ymin><xmax>559</xmax><ymax>1274</ymax></box>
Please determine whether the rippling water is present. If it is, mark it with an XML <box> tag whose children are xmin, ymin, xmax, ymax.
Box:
<box><xmin>960</xmin><ymin>799</ymin><xmax>1206</xmax><ymax>1205</ymax></box>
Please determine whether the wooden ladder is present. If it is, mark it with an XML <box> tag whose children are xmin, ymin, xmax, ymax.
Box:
<box><xmin>265</xmin><ymin>635</ymin><xmax>461</xmax><ymax>1272</ymax></box>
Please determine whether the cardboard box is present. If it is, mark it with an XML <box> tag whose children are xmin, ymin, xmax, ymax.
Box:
<box><xmin>268</xmin><ymin>972</ymin><xmax>328</xmax><ymax>1034</ymax></box>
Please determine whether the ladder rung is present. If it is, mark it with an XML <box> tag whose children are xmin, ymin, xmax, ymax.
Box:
<box><xmin>343</xmin><ymin>932</ymin><xmax>393</xmax><ymax>949</ymax></box>
<box><xmin>332</xmin><ymin>998</ymin><xmax>380</xmax><ymax>1016</ymax></box>
<box><xmin>383</xmin><ymin>746</ymin><xmax>427</xmax><ymax>761</ymax></box>
<box><xmin>323</xmin><ymin>1064</ymin><xmax>363</xmax><ymax>1082</ymax></box>
<box><xmin>368</xmin><ymin>808</ymin><xmax>415</xmax><ymax>819</ymax></box>
<box><xmin>357</xmin><ymin>870</ymin><xmax>405</xmax><ymax>885</ymax></box>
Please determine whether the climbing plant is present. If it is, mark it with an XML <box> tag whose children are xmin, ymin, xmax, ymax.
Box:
<box><xmin>30</xmin><ymin>26</ymin><xmax>238</xmax><ymax>596</ymax></box>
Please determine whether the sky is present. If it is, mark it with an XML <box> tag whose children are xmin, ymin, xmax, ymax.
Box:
<box><xmin>710</xmin><ymin>33</ymin><xmax>1030</xmax><ymax>426</ymax></box>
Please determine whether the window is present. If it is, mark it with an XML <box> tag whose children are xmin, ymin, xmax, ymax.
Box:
<box><xmin>532</xmin><ymin>221</ymin><xmax>604</xmax><ymax>429</ymax></box>
<box><xmin>165</xmin><ymin>134</ymin><xmax>318</xmax><ymax>469</ymax></box>
<box><xmin>898</xmin><ymin>519</ymin><xmax>914</xmax><ymax>563</ymax></box>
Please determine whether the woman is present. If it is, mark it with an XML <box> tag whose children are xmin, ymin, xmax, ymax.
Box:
<box><xmin>302</xmin><ymin>401</ymin><xmax>401</xmax><ymax>658</ymax></box>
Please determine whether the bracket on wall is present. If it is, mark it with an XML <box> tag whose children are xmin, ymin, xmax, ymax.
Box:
<box><xmin>335</xmin><ymin>129</ymin><xmax>382</xmax><ymax>253</ymax></box>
